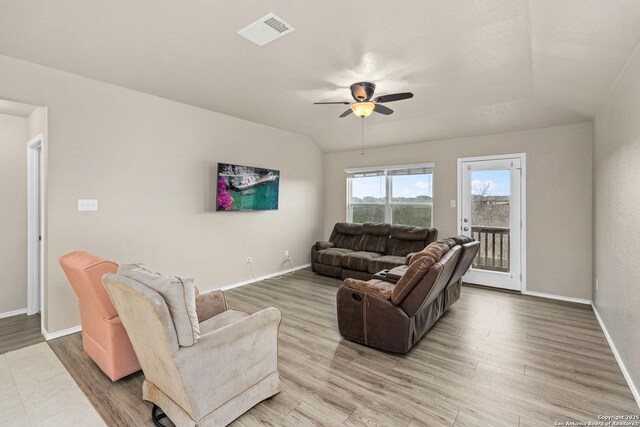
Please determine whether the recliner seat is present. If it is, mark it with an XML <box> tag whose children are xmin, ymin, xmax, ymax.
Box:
<box><xmin>102</xmin><ymin>265</ymin><xmax>281</xmax><ymax>427</ymax></box>
<box><xmin>336</xmin><ymin>236</ymin><xmax>480</xmax><ymax>353</ymax></box>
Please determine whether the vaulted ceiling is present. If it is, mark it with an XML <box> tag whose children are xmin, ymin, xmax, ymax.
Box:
<box><xmin>1</xmin><ymin>1</ymin><xmax>639</xmax><ymax>152</ymax></box>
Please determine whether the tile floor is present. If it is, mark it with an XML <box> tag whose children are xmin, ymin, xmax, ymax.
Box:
<box><xmin>0</xmin><ymin>342</ymin><xmax>105</xmax><ymax>426</ymax></box>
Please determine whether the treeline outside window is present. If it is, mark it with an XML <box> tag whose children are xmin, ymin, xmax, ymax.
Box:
<box><xmin>346</xmin><ymin>164</ymin><xmax>433</xmax><ymax>228</ymax></box>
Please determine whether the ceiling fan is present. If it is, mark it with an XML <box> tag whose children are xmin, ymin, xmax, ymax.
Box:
<box><xmin>314</xmin><ymin>82</ymin><xmax>414</xmax><ymax>118</ymax></box>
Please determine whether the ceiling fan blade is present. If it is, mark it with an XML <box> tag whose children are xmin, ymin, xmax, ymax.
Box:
<box><xmin>373</xmin><ymin>104</ymin><xmax>394</xmax><ymax>115</ymax></box>
<box><xmin>339</xmin><ymin>108</ymin><xmax>353</xmax><ymax>118</ymax></box>
<box><xmin>374</xmin><ymin>92</ymin><xmax>414</xmax><ymax>103</ymax></box>
<box><xmin>314</xmin><ymin>101</ymin><xmax>351</xmax><ymax>105</ymax></box>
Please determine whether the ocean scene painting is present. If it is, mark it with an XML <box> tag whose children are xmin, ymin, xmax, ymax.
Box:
<box><xmin>216</xmin><ymin>163</ymin><xmax>280</xmax><ymax>211</ymax></box>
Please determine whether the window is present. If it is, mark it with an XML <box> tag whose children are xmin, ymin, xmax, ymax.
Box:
<box><xmin>347</xmin><ymin>164</ymin><xmax>433</xmax><ymax>228</ymax></box>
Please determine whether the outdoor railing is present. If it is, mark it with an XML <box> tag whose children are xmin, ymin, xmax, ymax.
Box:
<box><xmin>471</xmin><ymin>226</ymin><xmax>510</xmax><ymax>272</ymax></box>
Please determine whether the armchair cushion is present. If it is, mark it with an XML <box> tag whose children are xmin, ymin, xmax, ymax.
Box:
<box><xmin>315</xmin><ymin>241</ymin><xmax>335</xmax><ymax>251</ymax></box>
<box><xmin>118</xmin><ymin>264</ymin><xmax>199</xmax><ymax>347</ymax></box>
<box><xmin>195</xmin><ymin>290</ymin><xmax>227</xmax><ymax>323</ymax></box>
<box><xmin>344</xmin><ymin>278</ymin><xmax>395</xmax><ymax>301</ymax></box>
<box><xmin>391</xmin><ymin>241</ymin><xmax>450</xmax><ymax>305</ymax></box>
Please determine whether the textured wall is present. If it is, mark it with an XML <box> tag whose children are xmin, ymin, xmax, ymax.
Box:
<box><xmin>0</xmin><ymin>54</ymin><xmax>324</xmax><ymax>333</ymax></box>
<box><xmin>324</xmin><ymin>122</ymin><xmax>593</xmax><ymax>300</ymax></box>
<box><xmin>593</xmin><ymin>43</ymin><xmax>640</xmax><ymax>402</ymax></box>
<box><xmin>0</xmin><ymin>113</ymin><xmax>28</xmax><ymax>313</ymax></box>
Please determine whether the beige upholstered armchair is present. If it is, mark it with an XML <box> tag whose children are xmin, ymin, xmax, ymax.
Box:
<box><xmin>102</xmin><ymin>266</ymin><xmax>281</xmax><ymax>427</ymax></box>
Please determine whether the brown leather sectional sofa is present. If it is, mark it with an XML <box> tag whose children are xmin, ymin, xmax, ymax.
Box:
<box><xmin>336</xmin><ymin>236</ymin><xmax>480</xmax><ymax>353</ymax></box>
<box><xmin>311</xmin><ymin>222</ymin><xmax>438</xmax><ymax>281</ymax></box>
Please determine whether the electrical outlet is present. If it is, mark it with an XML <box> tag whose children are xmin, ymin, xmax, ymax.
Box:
<box><xmin>284</xmin><ymin>250</ymin><xmax>289</xmax><ymax>258</ymax></box>
<box><xmin>246</xmin><ymin>257</ymin><xmax>252</xmax><ymax>264</ymax></box>
<box><xmin>595</xmin><ymin>278</ymin><xmax>599</xmax><ymax>291</ymax></box>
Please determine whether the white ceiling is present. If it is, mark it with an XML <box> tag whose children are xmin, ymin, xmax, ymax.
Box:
<box><xmin>1</xmin><ymin>1</ymin><xmax>639</xmax><ymax>152</ymax></box>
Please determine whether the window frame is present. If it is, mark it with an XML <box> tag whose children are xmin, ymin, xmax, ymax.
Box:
<box><xmin>346</xmin><ymin>163</ymin><xmax>434</xmax><ymax>227</ymax></box>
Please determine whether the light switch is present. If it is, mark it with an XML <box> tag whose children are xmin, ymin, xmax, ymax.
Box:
<box><xmin>450</xmin><ymin>200</ymin><xmax>457</xmax><ymax>208</ymax></box>
<box><xmin>78</xmin><ymin>199</ymin><xmax>98</xmax><ymax>211</ymax></box>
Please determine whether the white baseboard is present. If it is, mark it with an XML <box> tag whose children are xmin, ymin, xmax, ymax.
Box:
<box><xmin>522</xmin><ymin>290</ymin><xmax>591</xmax><ymax>305</ymax></box>
<box><xmin>592</xmin><ymin>303</ymin><xmax>640</xmax><ymax>408</ymax></box>
<box><xmin>38</xmin><ymin>264</ymin><xmax>311</xmax><ymax>340</ymax></box>
<box><xmin>0</xmin><ymin>308</ymin><xmax>28</xmax><ymax>319</ymax></box>
<box><xmin>218</xmin><ymin>263</ymin><xmax>311</xmax><ymax>292</ymax></box>
<box><xmin>42</xmin><ymin>325</ymin><xmax>82</xmax><ymax>341</ymax></box>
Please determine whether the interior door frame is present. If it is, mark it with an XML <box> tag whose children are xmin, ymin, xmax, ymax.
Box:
<box><xmin>27</xmin><ymin>134</ymin><xmax>44</xmax><ymax>316</ymax></box>
<box><xmin>456</xmin><ymin>153</ymin><xmax>527</xmax><ymax>293</ymax></box>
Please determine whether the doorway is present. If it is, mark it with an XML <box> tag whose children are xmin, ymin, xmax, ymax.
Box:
<box><xmin>457</xmin><ymin>154</ymin><xmax>525</xmax><ymax>291</ymax></box>
<box><xmin>27</xmin><ymin>135</ymin><xmax>43</xmax><ymax>315</ymax></box>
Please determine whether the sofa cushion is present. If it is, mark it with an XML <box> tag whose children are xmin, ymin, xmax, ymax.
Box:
<box><xmin>368</xmin><ymin>255</ymin><xmax>407</xmax><ymax>274</ymax></box>
<box><xmin>313</xmin><ymin>248</ymin><xmax>354</xmax><ymax>267</ymax></box>
<box><xmin>358</xmin><ymin>223</ymin><xmax>391</xmax><ymax>253</ymax></box>
<box><xmin>333</xmin><ymin>223</ymin><xmax>364</xmax><ymax>250</ymax></box>
<box><xmin>336</xmin><ymin>222</ymin><xmax>363</xmax><ymax>235</ymax></box>
<box><xmin>385</xmin><ymin>224</ymin><xmax>429</xmax><ymax>256</ymax></box>
<box><xmin>426</xmin><ymin>228</ymin><xmax>439</xmax><ymax>244</ymax></box>
<box><xmin>118</xmin><ymin>264</ymin><xmax>200</xmax><ymax>347</ymax></box>
<box><xmin>386</xmin><ymin>238</ymin><xmax>427</xmax><ymax>257</ymax></box>
<box><xmin>391</xmin><ymin>242</ymin><xmax>450</xmax><ymax>305</ymax></box>
<box><xmin>341</xmin><ymin>251</ymin><xmax>383</xmax><ymax>272</ymax></box>
<box><xmin>344</xmin><ymin>278</ymin><xmax>395</xmax><ymax>301</ymax></box>
<box><xmin>391</xmin><ymin>224</ymin><xmax>429</xmax><ymax>241</ymax></box>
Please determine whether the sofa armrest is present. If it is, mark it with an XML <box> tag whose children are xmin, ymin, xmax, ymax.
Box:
<box><xmin>315</xmin><ymin>241</ymin><xmax>335</xmax><ymax>251</ymax></box>
<box><xmin>195</xmin><ymin>290</ymin><xmax>228</xmax><ymax>322</ymax></box>
<box><xmin>344</xmin><ymin>278</ymin><xmax>395</xmax><ymax>301</ymax></box>
<box><xmin>176</xmin><ymin>307</ymin><xmax>281</xmax><ymax>417</ymax></box>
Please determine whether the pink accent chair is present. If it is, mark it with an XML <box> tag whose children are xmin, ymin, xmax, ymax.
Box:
<box><xmin>60</xmin><ymin>251</ymin><xmax>141</xmax><ymax>381</ymax></box>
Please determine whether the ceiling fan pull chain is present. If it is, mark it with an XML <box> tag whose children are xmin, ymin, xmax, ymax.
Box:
<box><xmin>361</xmin><ymin>117</ymin><xmax>365</xmax><ymax>156</ymax></box>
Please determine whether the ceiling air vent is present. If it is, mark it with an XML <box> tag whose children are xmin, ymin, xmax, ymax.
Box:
<box><xmin>237</xmin><ymin>13</ymin><xmax>295</xmax><ymax>46</ymax></box>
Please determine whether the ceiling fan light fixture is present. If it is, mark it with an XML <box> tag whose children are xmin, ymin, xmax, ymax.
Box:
<box><xmin>351</xmin><ymin>102</ymin><xmax>375</xmax><ymax>117</ymax></box>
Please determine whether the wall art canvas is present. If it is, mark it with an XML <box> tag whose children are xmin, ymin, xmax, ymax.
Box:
<box><xmin>216</xmin><ymin>162</ymin><xmax>280</xmax><ymax>211</ymax></box>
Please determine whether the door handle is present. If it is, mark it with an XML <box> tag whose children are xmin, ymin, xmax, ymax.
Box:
<box><xmin>463</xmin><ymin>218</ymin><xmax>468</xmax><ymax>223</ymax></box>
<box><xmin>463</xmin><ymin>227</ymin><xmax>469</xmax><ymax>231</ymax></box>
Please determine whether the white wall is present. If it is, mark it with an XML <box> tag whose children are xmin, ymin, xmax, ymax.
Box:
<box><xmin>0</xmin><ymin>113</ymin><xmax>28</xmax><ymax>314</ymax></box>
<box><xmin>0</xmin><ymin>54</ymin><xmax>324</xmax><ymax>333</ymax></box>
<box><xmin>593</xmin><ymin>42</ymin><xmax>640</xmax><ymax>402</ymax></box>
<box><xmin>324</xmin><ymin>123</ymin><xmax>593</xmax><ymax>300</ymax></box>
